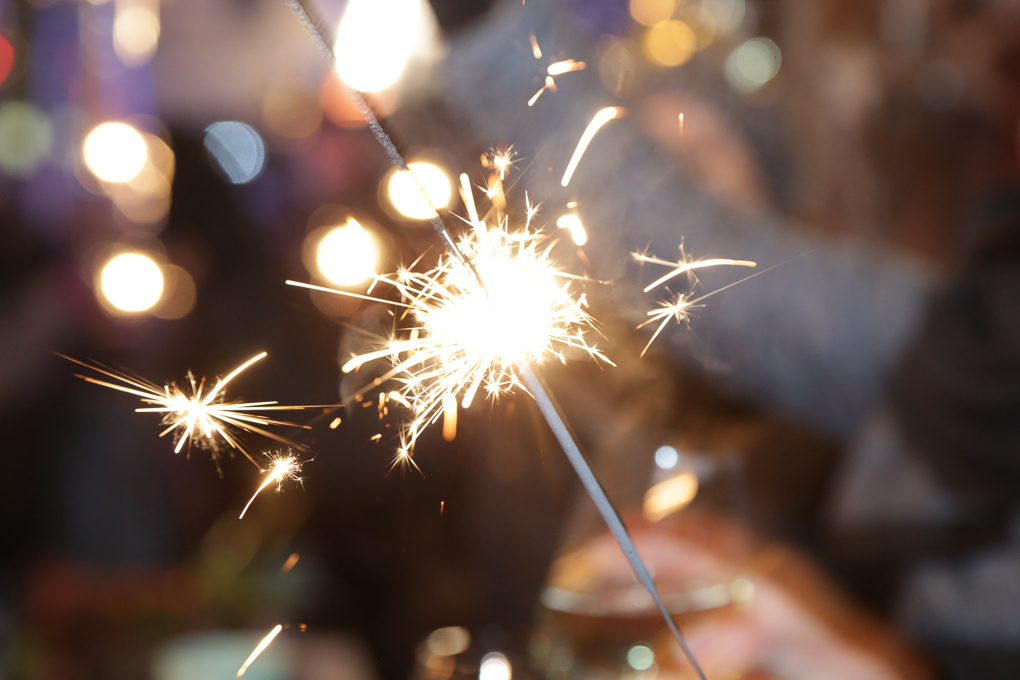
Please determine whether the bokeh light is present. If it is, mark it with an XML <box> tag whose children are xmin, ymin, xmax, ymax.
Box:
<box><xmin>703</xmin><ymin>0</ymin><xmax>746</xmax><ymax>35</ymax></box>
<box><xmin>425</xmin><ymin>626</ymin><xmax>470</xmax><ymax>657</ymax></box>
<box><xmin>599</xmin><ymin>39</ymin><xmax>638</xmax><ymax>97</ymax></box>
<box><xmin>204</xmin><ymin>121</ymin><xmax>266</xmax><ymax>184</ymax></box>
<box><xmin>152</xmin><ymin>264</ymin><xmax>197</xmax><ymax>320</ymax></box>
<box><xmin>99</xmin><ymin>252</ymin><xmax>165</xmax><ymax>313</ymax></box>
<box><xmin>83</xmin><ymin>122</ymin><xmax>148</xmax><ymax>183</ymax></box>
<box><xmin>262</xmin><ymin>78</ymin><xmax>322</xmax><ymax>139</ymax></box>
<box><xmin>725</xmin><ymin>37</ymin><xmax>782</xmax><ymax>93</ymax></box>
<box><xmin>333</xmin><ymin>0</ymin><xmax>436</xmax><ymax>93</ymax></box>
<box><xmin>0</xmin><ymin>101</ymin><xmax>53</xmax><ymax>177</ymax></box>
<box><xmin>385</xmin><ymin>161</ymin><xmax>452</xmax><ymax>220</ymax></box>
<box><xmin>479</xmin><ymin>653</ymin><xmax>511</xmax><ymax>680</ymax></box>
<box><xmin>654</xmin><ymin>445</ymin><xmax>679</xmax><ymax>469</ymax></box>
<box><xmin>99</xmin><ymin>132</ymin><xmax>175</xmax><ymax>225</ymax></box>
<box><xmin>113</xmin><ymin>1</ymin><xmax>160</xmax><ymax>67</ymax></box>
<box><xmin>643</xmin><ymin>471</ymin><xmax>699</xmax><ymax>522</ymax></box>
<box><xmin>678</xmin><ymin>4</ymin><xmax>718</xmax><ymax>48</ymax></box>
<box><xmin>626</xmin><ymin>645</ymin><xmax>656</xmax><ymax>671</ymax></box>
<box><xmin>0</xmin><ymin>34</ymin><xmax>14</xmax><ymax>86</ymax></box>
<box><xmin>630</xmin><ymin>0</ymin><xmax>675</xmax><ymax>27</ymax></box>
<box><xmin>643</xmin><ymin>20</ymin><xmax>697</xmax><ymax>67</ymax></box>
<box><xmin>319</xmin><ymin>74</ymin><xmax>368</xmax><ymax>128</ymax></box>
<box><xmin>313</xmin><ymin>217</ymin><xmax>379</xmax><ymax>286</ymax></box>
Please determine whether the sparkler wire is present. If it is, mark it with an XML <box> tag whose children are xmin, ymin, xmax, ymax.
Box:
<box><xmin>283</xmin><ymin>2</ymin><xmax>708</xmax><ymax>675</ymax></box>
<box><xmin>283</xmin><ymin>0</ymin><xmax>470</xmax><ymax>270</ymax></box>
<box><xmin>519</xmin><ymin>365</ymin><xmax>709</xmax><ymax>680</ymax></box>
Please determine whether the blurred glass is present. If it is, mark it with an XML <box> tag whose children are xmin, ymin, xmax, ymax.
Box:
<box><xmin>531</xmin><ymin>448</ymin><xmax>751</xmax><ymax>679</ymax></box>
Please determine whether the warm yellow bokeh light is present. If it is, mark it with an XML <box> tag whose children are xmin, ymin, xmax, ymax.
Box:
<box><xmin>83</xmin><ymin>122</ymin><xmax>148</xmax><ymax>183</ymax></box>
<box><xmin>386</xmin><ymin>161</ymin><xmax>452</xmax><ymax>220</ymax></box>
<box><xmin>643</xmin><ymin>471</ymin><xmax>699</xmax><ymax>522</ymax></box>
<box><xmin>333</xmin><ymin>0</ymin><xmax>435</xmax><ymax>93</ymax></box>
<box><xmin>630</xmin><ymin>0</ymin><xmax>675</xmax><ymax>26</ymax></box>
<box><xmin>315</xmin><ymin>218</ymin><xmax>379</xmax><ymax>286</ymax></box>
<box><xmin>113</xmin><ymin>3</ymin><xmax>160</xmax><ymax>66</ymax></box>
<box><xmin>644</xmin><ymin>20</ymin><xmax>697</xmax><ymax>67</ymax></box>
<box><xmin>99</xmin><ymin>252</ymin><xmax>164</xmax><ymax>313</ymax></box>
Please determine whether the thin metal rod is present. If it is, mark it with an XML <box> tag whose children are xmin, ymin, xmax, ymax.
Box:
<box><xmin>283</xmin><ymin>0</ymin><xmax>470</xmax><ymax>269</ymax></box>
<box><xmin>285</xmin><ymin>2</ymin><xmax>708</xmax><ymax>676</ymax></box>
<box><xmin>519</xmin><ymin>364</ymin><xmax>708</xmax><ymax>680</ymax></box>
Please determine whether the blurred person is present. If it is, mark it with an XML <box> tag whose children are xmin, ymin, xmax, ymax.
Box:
<box><xmin>389</xmin><ymin>0</ymin><xmax>1020</xmax><ymax>677</ymax></box>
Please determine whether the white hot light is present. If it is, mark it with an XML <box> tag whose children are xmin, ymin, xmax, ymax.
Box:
<box><xmin>315</xmin><ymin>218</ymin><xmax>380</xmax><ymax>286</ymax></box>
<box><xmin>83</xmin><ymin>122</ymin><xmax>148</xmax><ymax>183</ymax></box>
<box><xmin>479</xmin><ymin>653</ymin><xmax>511</xmax><ymax>680</ymax></box>
<box><xmin>386</xmin><ymin>161</ymin><xmax>452</xmax><ymax>220</ymax></box>
<box><xmin>99</xmin><ymin>252</ymin><xmax>164</xmax><ymax>313</ymax></box>
<box><xmin>333</xmin><ymin>0</ymin><xmax>437</xmax><ymax>93</ymax></box>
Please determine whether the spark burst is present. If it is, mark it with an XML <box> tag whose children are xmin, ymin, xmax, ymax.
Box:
<box><xmin>632</xmin><ymin>252</ymin><xmax>757</xmax><ymax>355</ymax></box>
<box><xmin>527</xmin><ymin>33</ymin><xmax>586</xmax><ymax>106</ymax></box>
<box><xmin>61</xmin><ymin>352</ymin><xmax>314</xmax><ymax>464</ymax></box>
<box><xmin>239</xmin><ymin>452</ymin><xmax>304</xmax><ymax>519</ymax></box>
<box><xmin>288</xmin><ymin>177</ymin><xmax>609</xmax><ymax>461</ymax></box>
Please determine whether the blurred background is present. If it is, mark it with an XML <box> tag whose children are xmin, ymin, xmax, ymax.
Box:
<box><xmin>2</xmin><ymin>0</ymin><xmax>1019</xmax><ymax>679</ymax></box>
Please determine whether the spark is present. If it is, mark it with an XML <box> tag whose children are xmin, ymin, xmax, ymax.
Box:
<box><xmin>528</xmin><ymin>76</ymin><xmax>556</xmax><ymax>107</ymax></box>
<box><xmin>633</xmin><ymin>252</ymin><xmax>757</xmax><ymax>355</ymax></box>
<box><xmin>61</xmin><ymin>353</ymin><xmax>314</xmax><ymax>464</ymax></box>
<box><xmin>329</xmin><ymin>417</ymin><xmax>342</xmax><ymax>429</ymax></box>
<box><xmin>679</xmin><ymin>112</ymin><xmax>685</xmax><ymax>143</ymax></box>
<box><xmin>287</xmin><ymin>171</ymin><xmax>609</xmax><ymax>456</ymax></box>
<box><xmin>561</xmin><ymin>107</ymin><xmax>622</xmax><ymax>187</ymax></box>
<box><xmin>491</xmin><ymin>148</ymin><xmax>515</xmax><ymax>181</ymax></box>
<box><xmin>638</xmin><ymin>293</ymin><xmax>693</xmax><ymax>357</ymax></box>
<box><xmin>632</xmin><ymin>254</ymin><xmax>757</xmax><ymax>293</ymax></box>
<box><xmin>442</xmin><ymin>393</ymin><xmax>458</xmax><ymax>441</ymax></box>
<box><xmin>239</xmin><ymin>452</ymin><xmax>303</xmax><ymax>519</ymax></box>
<box><xmin>525</xmin><ymin>38</ymin><xmax>585</xmax><ymax>107</ymax></box>
<box><xmin>556</xmin><ymin>213</ymin><xmax>587</xmax><ymax>246</ymax></box>
<box><xmin>281</xmin><ymin>553</ymin><xmax>300</xmax><ymax>574</ymax></box>
<box><xmin>528</xmin><ymin>33</ymin><xmax>542</xmax><ymax>59</ymax></box>
<box><xmin>237</xmin><ymin>624</ymin><xmax>283</xmax><ymax>677</ymax></box>
<box><xmin>547</xmin><ymin>59</ymin><xmax>585</xmax><ymax>76</ymax></box>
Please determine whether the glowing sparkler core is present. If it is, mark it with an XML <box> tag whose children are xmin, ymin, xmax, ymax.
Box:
<box><xmin>64</xmin><ymin>352</ymin><xmax>313</xmax><ymax>463</ymax></box>
<box><xmin>290</xmin><ymin>176</ymin><xmax>608</xmax><ymax>458</ymax></box>
<box><xmin>239</xmin><ymin>452</ymin><xmax>304</xmax><ymax>519</ymax></box>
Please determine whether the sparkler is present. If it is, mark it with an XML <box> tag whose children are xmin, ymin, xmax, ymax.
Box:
<box><xmin>289</xmin><ymin>177</ymin><xmax>610</xmax><ymax>458</ymax></box>
<box><xmin>239</xmin><ymin>452</ymin><xmax>304</xmax><ymax>519</ymax></box>
<box><xmin>283</xmin><ymin>3</ymin><xmax>708</xmax><ymax>676</ymax></box>
<box><xmin>61</xmin><ymin>352</ymin><xmax>314</xmax><ymax>465</ymax></box>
